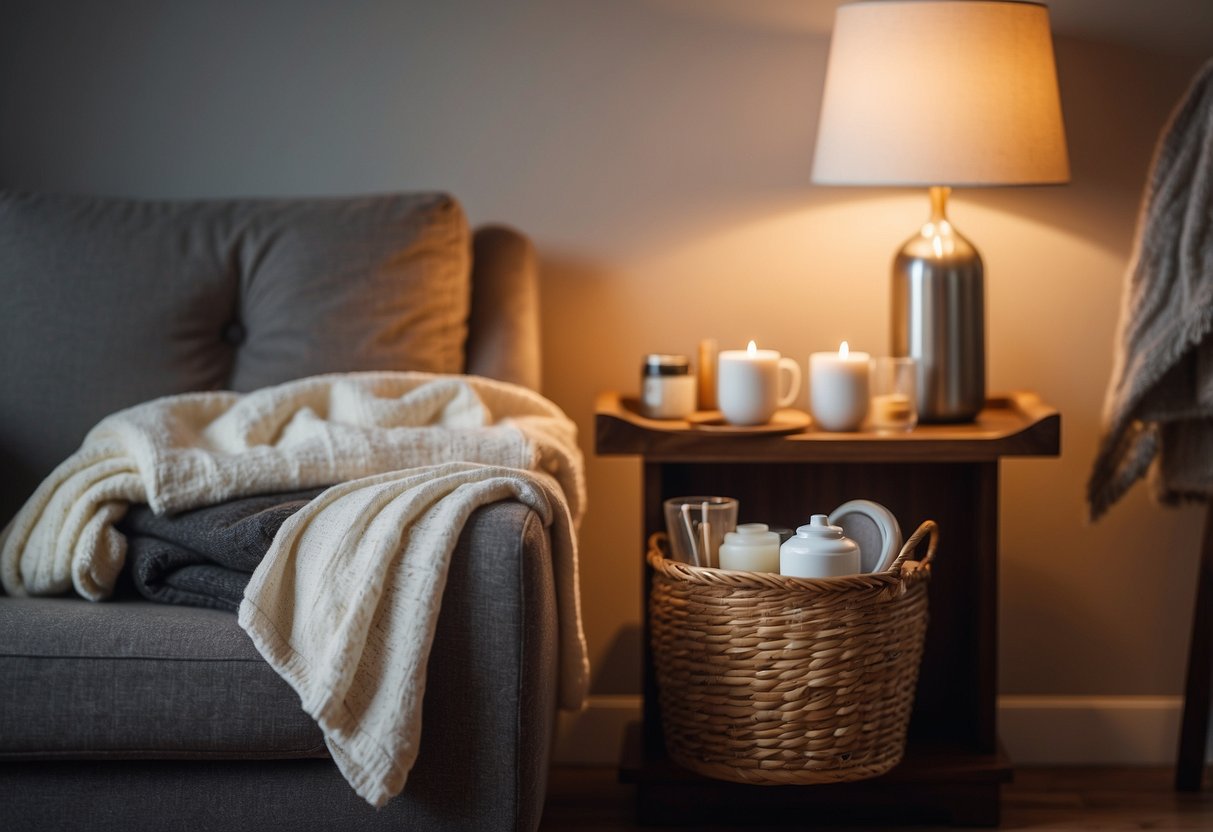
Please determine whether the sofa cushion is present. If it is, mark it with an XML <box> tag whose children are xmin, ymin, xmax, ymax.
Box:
<box><xmin>0</xmin><ymin>597</ymin><xmax>326</xmax><ymax>759</ymax></box>
<box><xmin>226</xmin><ymin>194</ymin><xmax>469</xmax><ymax>392</ymax></box>
<box><xmin>0</xmin><ymin>190</ymin><xmax>470</xmax><ymax>526</ymax></box>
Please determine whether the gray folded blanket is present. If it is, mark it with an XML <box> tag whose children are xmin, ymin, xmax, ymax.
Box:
<box><xmin>119</xmin><ymin>488</ymin><xmax>327</xmax><ymax>611</ymax></box>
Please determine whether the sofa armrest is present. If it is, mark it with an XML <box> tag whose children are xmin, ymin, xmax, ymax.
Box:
<box><xmin>465</xmin><ymin>226</ymin><xmax>541</xmax><ymax>391</ymax></box>
<box><xmin>411</xmin><ymin>499</ymin><xmax>558</xmax><ymax>831</ymax></box>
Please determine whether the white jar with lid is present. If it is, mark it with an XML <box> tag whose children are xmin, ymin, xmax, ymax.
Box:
<box><xmin>779</xmin><ymin>514</ymin><xmax>860</xmax><ymax>578</ymax></box>
<box><xmin>718</xmin><ymin>523</ymin><xmax>781</xmax><ymax>573</ymax></box>
<box><xmin>641</xmin><ymin>354</ymin><xmax>697</xmax><ymax>419</ymax></box>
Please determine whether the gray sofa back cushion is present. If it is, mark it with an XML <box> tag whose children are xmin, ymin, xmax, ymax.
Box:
<box><xmin>0</xmin><ymin>191</ymin><xmax>470</xmax><ymax>525</ymax></box>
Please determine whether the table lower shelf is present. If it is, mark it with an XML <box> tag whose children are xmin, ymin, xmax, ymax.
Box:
<box><xmin>618</xmin><ymin>721</ymin><xmax>1012</xmax><ymax>827</ymax></box>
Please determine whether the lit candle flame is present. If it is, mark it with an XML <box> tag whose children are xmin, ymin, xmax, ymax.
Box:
<box><xmin>839</xmin><ymin>340</ymin><xmax>849</xmax><ymax>359</ymax></box>
<box><xmin>747</xmin><ymin>340</ymin><xmax>757</xmax><ymax>356</ymax></box>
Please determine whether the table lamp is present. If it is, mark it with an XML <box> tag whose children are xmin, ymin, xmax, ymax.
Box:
<box><xmin>812</xmin><ymin>0</ymin><xmax>1069</xmax><ymax>422</ymax></box>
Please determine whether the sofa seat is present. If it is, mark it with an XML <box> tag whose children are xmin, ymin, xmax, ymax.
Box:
<box><xmin>2</xmin><ymin>500</ymin><xmax>560</xmax><ymax>831</ymax></box>
<box><xmin>0</xmin><ymin>597</ymin><xmax>325</xmax><ymax>760</ymax></box>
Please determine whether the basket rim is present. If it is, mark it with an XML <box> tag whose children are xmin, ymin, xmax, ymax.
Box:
<box><xmin>647</xmin><ymin>519</ymin><xmax>937</xmax><ymax>592</ymax></box>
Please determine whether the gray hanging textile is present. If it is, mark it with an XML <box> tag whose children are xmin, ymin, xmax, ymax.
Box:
<box><xmin>1089</xmin><ymin>59</ymin><xmax>1213</xmax><ymax>520</ymax></box>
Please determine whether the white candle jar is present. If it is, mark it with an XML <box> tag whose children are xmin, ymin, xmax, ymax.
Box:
<box><xmin>718</xmin><ymin>523</ymin><xmax>781</xmax><ymax>573</ymax></box>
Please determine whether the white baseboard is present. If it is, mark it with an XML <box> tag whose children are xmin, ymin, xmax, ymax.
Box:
<box><xmin>553</xmin><ymin>694</ymin><xmax>1207</xmax><ymax>766</ymax></box>
<box><xmin>554</xmin><ymin>695</ymin><xmax>643</xmax><ymax>765</ymax></box>
<box><xmin>997</xmin><ymin>694</ymin><xmax>1204</xmax><ymax>765</ymax></box>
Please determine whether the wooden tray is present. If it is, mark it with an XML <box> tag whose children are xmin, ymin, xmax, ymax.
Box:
<box><xmin>595</xmin><ymin>392</ymin><xmax>1060</xmax><ymax>463</ymax></box>
<box><xmin>684</xmin><ymin>409</ymin><xmax>811</xmax><ymax>436</ymax></box>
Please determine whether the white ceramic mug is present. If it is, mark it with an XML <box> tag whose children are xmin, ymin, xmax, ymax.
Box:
<box><xmin>716</xmin><ymin>347</ymin><xmax>801</xmax><ymax>426</ymax></box>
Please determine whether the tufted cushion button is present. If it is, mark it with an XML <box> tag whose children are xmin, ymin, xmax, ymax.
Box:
<box><xmin>222</xmin><ymin>321</ymin><xmax>246</xmax><ymax>346</ymax></box>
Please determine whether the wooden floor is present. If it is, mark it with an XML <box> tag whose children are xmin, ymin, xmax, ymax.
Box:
<box><xmin>540</xmin><ymin>766</ymin><xmax>1213</xmax><ymax>831</ymax></box>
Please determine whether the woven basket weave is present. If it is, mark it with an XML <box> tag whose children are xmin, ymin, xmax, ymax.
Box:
<box><xmin>647</xmin><ymin>519</ymin><xmax>938</xmax><ymax>786</ymax></box>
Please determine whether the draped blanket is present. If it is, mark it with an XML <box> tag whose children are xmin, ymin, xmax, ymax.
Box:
<box><xmin>1089</xmin><ymin>60</ymin><xmax>1213</xmax><ymax>519</ymax></box>
<box><xmin>0</xmin><ymin>372</ymin><xmax>588</xmax><ymax>807</ymax></box>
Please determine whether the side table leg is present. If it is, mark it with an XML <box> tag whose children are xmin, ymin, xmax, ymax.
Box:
<box><xmin>641</xmin><ymin>462</ymin><xmax>666</xmax><ymax>759</ymax></box>
<box><xmin>1177</xmin><ymin>504</ymin><xmax>1213</xmax><ymax>791</ymax></box>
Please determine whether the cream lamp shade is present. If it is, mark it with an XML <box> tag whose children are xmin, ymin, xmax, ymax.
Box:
<box><xmin>812</xmin><ymin>0</ymin><xmax>1070</xmax><ymax>186</ymax></box>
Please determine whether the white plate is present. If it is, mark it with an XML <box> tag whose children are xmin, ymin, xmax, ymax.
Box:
<box><xmin>828</xmin><ymin>499</ymin><xmax>903</xmax><ymax>574</ymax></box>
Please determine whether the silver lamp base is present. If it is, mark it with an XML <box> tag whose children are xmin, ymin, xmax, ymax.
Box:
<box><xmin>891</xmin><ymin>187</ymin><xmax>985</xmax><ymax>423</ymax></box>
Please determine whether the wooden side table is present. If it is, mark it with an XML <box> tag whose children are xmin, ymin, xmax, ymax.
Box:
<box><xmin>595</xmin><ymin>391</ymin><xmax>1061</xmax><ymax>826</ymax></box>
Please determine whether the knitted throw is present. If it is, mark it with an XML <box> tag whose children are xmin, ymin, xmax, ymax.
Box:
<box><xmin>1088</xmin><ymin>60</ymin><xmax>1213</xmax><ymax>520</ymax></box>
<box><xmin>0</xmin><ymin>372</ymin><xmax>589</xmax><ymax>806</ymax></box>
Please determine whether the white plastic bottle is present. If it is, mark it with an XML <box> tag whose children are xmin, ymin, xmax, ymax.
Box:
<box><xmin>779</xmin><ymin>515</ymin><xmax>860</xmax><ymax>578</ymax></box>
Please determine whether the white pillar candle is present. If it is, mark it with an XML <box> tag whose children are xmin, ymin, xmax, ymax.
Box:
<box><xmin>716</xmin><ymin>341</ymin><xmax>801</xmax><ymax>426</ymax></box>
<box><xmin>809</xmin><ymin>341</ymin><xmax>871</xmax><ymax>432</ymax></box>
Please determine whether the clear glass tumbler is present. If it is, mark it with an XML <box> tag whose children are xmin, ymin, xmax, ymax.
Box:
<box><xmin>868</xmin><ymin>357</ymin><xmax>918</xmax><ymax>433</ymax></box>
<box><xmin>662</xmin><ymin>496</ymin><xmax>739</xmax><ymax>568</ymax></box>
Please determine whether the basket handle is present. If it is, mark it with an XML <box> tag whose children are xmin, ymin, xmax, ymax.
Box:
<box><xmin>890</xmin><ymin>520</ymin><xmax>938</xmax><ymax>575</ymax></box>
<box><xmin>648</xmin><ymin>532</ymin><xmax>669</xmax><ymax>558</ymax></box>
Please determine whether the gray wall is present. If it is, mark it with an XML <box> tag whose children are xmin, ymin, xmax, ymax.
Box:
<box><xmin>3</xmin><ymin>0</ymin><xmax>1211</xmax><ymax>716</ymax></box>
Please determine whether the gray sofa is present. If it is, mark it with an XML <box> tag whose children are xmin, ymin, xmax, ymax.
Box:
<box><xmin>0</xmin><ymin>191</ymin><xmax>557</xmax><ymax>831</ymax></box>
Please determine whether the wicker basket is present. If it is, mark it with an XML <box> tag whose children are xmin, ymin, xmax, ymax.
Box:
<box><xmin>647</xmin><ymin>519</ymin><xmax>938</xmax><ymax>785</ymax></box>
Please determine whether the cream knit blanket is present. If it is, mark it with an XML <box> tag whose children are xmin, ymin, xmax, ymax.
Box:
<box><xmin>0</xmin><ymin>372</ymin><xmax>589</xmax><ymax>806</ymax></box>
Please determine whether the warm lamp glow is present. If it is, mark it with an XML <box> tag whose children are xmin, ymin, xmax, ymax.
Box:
<box><xmin>812</xmin><ymin>0</ymin><xmax>1069</xmax><ymax>187</ymax></box>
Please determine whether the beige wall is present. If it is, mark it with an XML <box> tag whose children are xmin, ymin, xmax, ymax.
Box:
<box><xmin>2</xmin><ymin>1</ymin><xmax>1210</xmax><ymax>699</ymax></box>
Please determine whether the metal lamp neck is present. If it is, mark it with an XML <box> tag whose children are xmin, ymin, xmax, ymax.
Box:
<box><xmin>921</xmin><ymin>185</ymin><xmax>956</xmax><ymax>242</ymax></box>
<box><xmin>910</xmin><ymin>186</ymin><xmax>975</xmax><ymax>260</ymax></box>
<box><xmin>928</xmin><ymin>186</ymin><xmax>951</xmax><ymax>224</ymax></box>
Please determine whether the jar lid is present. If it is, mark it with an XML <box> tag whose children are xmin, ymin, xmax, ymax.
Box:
<box><xmin>795</xmin><ymin>514</ymin><xmax>845</xmax><ymax>538</ymax></box>
<box><xmin>723</xmin><ymin>523</ymin><xmax>779</xmax><ymax>546</ymax></box>
<box><xmin>643</xmin><ymin>354</ymin><xmax>691</xmax><ymax>376</ymax></box>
